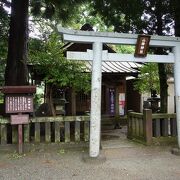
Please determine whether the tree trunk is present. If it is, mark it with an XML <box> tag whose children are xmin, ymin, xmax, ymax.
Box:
<box><xmin>155</xmin><ymin>0</ymin><xmax>168</xmax><ymax>113</ymax></box>
<box><xmin>174</xmin><ymin>1</ymin><xmax>180</xmax><ymax>36</ymax></box>
<box><xmin>49</xmin><ymin>85</ymin><xmax>56</xmax><ymax>116</ymax></box>
<box><xmin>5</xmin><ymin>0</ymin><xmax>29</xmax><ymax>85</ymax></box>
<box><xmin>45</xmin><ymin>83</ymin><xmax>56</xmax><ymax>116</ymax></box>
<box><xmin>158</xmin><ymin>63</ymin><xmax>168</xmax><ymax>112</ymax></box>
<box><xmin>71</xmin><ymin>88</ymin><xmax>76</xmax><ymax>116</ymax></box>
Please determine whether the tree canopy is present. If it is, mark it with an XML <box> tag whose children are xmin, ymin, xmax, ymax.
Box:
<box><xmin>90</xmin><ymin>0</ymin><xmax>145</xmax><ymax>33</ymax></box>
<box><xmin>4</xmin><ymin>0</ymin><xmax>88</xmax><ymax>86</ymax></box>
<box><xmin>29</xmin><ymin>33</ymin><xmax>90</xmax><ymax>92</ymax></box>
<box><xmin>90</xmin><ymin>0</ymin><xmax>178</xmax><ymax>112</ymax></box>
<box><xmin>1</xmin><ymin>0</ymin><xmax>180</xmax><ymax>113</ymax></box>
<box><xmin>134</xmin><ymin>63</ymin><xmax>160</xmax><ymax>94</ymax></box>
<box><xmin>0</xmin><ymin>0</ymin><xmax>9</xmax><ymax>86</ymax></box>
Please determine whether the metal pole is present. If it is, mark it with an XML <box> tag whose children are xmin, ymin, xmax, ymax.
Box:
<box><xmin>173</xmin><ymin>46</ymin><xmax>180</xmax><ymax>148</ymax></box>
<box><xmin>89</xmin><ymin>42</ymin><xmax>102</xmax><ymax>157</ymax></box>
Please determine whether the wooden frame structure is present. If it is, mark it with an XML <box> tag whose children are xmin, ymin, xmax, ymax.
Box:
<box><xmin>63</xmin><ymin>41</ymin><xmax>141</xmax><ymax>117</ymax></box>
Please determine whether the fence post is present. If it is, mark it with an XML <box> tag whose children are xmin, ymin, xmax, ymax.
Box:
<box><xmin>84</xmin><ymin>121</ymin><xmax>90</xmax><ymax>142</ymax></box>
<box><xmin>12</xmin><ymin>125</ymin><xmax>18</xmax><ymax>144</ymax></box>
<box><xmin>127</xmin><ymin>110</ymin><xmax>133</xmax><ymax>139</ymax></box>
<box><xmin>0</xmin><ymin>124</ymin><xmax>7</xmax><ymax>145</ymax></box>
<box><xmin>65</xmin><ymin>121</ymin><xmax>70</xmax><ymax>143</ymax></box>
<box><xmin>55</xmin><ymin>121</ymin><xmax>61</xmax><ymax>143</ymax></box>
<box><xmin>143</xmin><ymin>109</ymin><xmax>152</xmax><ymax>145</ymax></box>
<box><xmin>153</xmin><ymin>118</ymin><xmax>161</xmax><ymax>137</ymax></box>
<box><xmin>75</xmin><ymin>121</ymin><xmax>80</xmax><ymax>142</ymax></box>
<box><xmin>24</xmin><ymin>124</ymin><xmax>30</xmax><ymax>143</ymax></box>
<box><xmin>170</xmin><ymin>118</ymin><xmax>177</xmax><ymax>136</ymax></box>
<box><xmin>45</xmin><ymin>122</ymin><xmax>51</xmax><ymax>143</ymax></box>
<box><xmin>35</xmin><ymin>122</ymin><xmax>40</xmax><ymax>143</ymax></box>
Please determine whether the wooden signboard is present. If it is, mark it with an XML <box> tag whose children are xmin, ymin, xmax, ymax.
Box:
<box><xmin>1</xmin><ymin>86</ymin><xmax>36</xmax><ymax>154</ymax></box>
<box><xmin>11</xmin><ymin>114</ymin><xmax>29</xmax><ymax>125</ymax></box>
<box><xmin>2</xmin><ymin>86</ymin><xmax>36</xmax><ymax>94</ymax></box>
<box><xmin>5</xmin><ymin>95</ymin><xmax>33</xmax><ymax>113</ymax></box>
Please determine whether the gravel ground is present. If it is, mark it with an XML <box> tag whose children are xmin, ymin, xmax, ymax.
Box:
<box><xmin>0</xmin><ymin>128</ymin><xmax>180</xmax><ymax>180</ymax></box>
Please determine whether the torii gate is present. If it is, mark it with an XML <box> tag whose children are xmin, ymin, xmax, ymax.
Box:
<box><xmin>58</xmin><ymin>26</ymin><xmax>180</xmax><ymax>157</ymax></box>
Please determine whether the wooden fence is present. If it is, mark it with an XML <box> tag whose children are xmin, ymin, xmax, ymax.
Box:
<box><xmin>127</xmin><ymin>109</ymin><xmax>177</xmax><ymax>145</ymax></box>
<box><xmin>152</xmin><ymin>113</ymin><xmax>177</xmax><ymax>137</ymax></box>
<box><xmin>0</xmin><ymin>116</ymin><xmax>90</xmax><ymax>145</ymax></box>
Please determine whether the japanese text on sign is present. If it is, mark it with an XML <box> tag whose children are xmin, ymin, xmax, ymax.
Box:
<box><xmin>5</xmin><ymin>95</ymin><xmax>33</xmax><ymax>113</ymax></box>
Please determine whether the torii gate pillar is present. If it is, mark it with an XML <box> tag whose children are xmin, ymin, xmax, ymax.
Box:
<box><xmin>174</xmin><ymin>46</ymin><xmax>180</xmax><ymax>148</ymax></box>
<box><xmin>89</xmin><ymin>42</ymin><xmax>103</xmax><ymax>157</ymax></box>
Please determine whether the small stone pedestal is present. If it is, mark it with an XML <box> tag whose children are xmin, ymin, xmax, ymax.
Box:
<box><xmin>171</xmin><ymin>148</ymin><xmax>180</xmax><ymax>156</ymax></box>
<box><xmin>82</xmin><ymin>152</ymin><xmax>106</xmax><ymax>164</ymax></box>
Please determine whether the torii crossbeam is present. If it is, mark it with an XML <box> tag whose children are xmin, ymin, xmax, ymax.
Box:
<box><xmin>58</xmin><ymin>26</ymin><xmax>180</xmax><ymax>157</ymax></box>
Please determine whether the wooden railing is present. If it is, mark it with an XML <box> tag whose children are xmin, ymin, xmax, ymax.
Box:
<box><xmin>0</xmin><ymin>116</ymin><xmax>90</xmax><ymax>145</ymax></box>
<box><xmin>127</xmin><ymin>109</ymin><xmax>177</xmax><ymax>145</ymax></box>
<box><xmin>127</xmin><ymin>109</ymin><xmax>152</xmax><ymax>145</ymax></box>
<box><xmin>152</xmin><ymin>113</ymin><xmax>177</xmax><ymax>137</ymax></box>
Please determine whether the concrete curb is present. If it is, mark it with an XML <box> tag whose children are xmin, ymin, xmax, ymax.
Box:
<box><xmin>171</xmin><ymin>148</ymin><xmax>180</xmax><ymax>156</ymax></box>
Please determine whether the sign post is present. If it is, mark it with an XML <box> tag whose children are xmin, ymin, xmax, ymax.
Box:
<box><xmin>2</xmin><ymin>86</ymin><xmax>36</xmax><ymax>154</ymax></box>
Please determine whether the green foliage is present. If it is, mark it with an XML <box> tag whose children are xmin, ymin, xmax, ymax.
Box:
<box><xmin>143</xmin><ymin>0</ymin><xmax>173</xmax><ymax>35</ymax></box>
<box><xmin>30</xmin><ymin>0</ymin><xmax>88</xmax><ymax>26</ymax></box>
<box><xmin>8</xmin><ymin>151</ymin><xmax>26</xmax><ymax>159</ymax></box>
<box><xmin>70</xmin><ymin>3</ymin><xmax>113</xmax><ymax>31</ymax></box>
<box><xmin>57</xmin><ymin>149</ymin><xmax>65</xmax><ymax>155</ymax></box>
<box><xmin>115</xmin><ymin>45</ymin><xmax>135</xmax><ymax>54</ymax></box>
<box><xmin>91</xmin><ymin>0</ymin><xmax>145</xmax><ymax>33</ymax></box>
<box><xmin>0</xmin><ymin>2</ymin><xmax>9</xmax><ymax>87</ymax></box>
<box><xmin>90</xmin><ymin>0</ymin><xmax>176</xmax><ymax>35</ymax></box>
<box><xmin>134</xmin><ymin>63</ymin><xmax>160</xmax><ymax>94</ymax></box>
<box><xmin>29</xmin><ymin>33</ymin><xmax>91</xmax><ymax>93</ymax></box>
<box><xmin>34</xmin><ymin>92</ymin><xmax>44</xmax><ymax>109</ymax></box>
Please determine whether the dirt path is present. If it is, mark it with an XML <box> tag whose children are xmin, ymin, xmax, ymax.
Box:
<box><xmin>0</xmin><ymin>126</ymin><xmax>180</xmax><ymax>180</ymax></box>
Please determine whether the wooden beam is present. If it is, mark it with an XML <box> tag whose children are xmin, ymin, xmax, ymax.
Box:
<box><xmin>67</xmin><ymin>51</ymin><xmax>174</xmax><ymax>63</ymax></box>
<box><xmin>58</xmin><ymin>26</ymin><xmax>180</xmax><ymax>47</ymax></box>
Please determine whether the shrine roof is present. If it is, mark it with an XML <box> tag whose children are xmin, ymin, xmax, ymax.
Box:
<box><xmin>62</xmin><ymin>42</ymin><xmax>141</xmax><ymax>74</ymax></box>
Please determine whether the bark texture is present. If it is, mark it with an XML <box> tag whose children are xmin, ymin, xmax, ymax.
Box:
<box><xmin>5</xmin><ymin>0</ymin><xmax>29</xmax><ymax>85</ymax></box>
